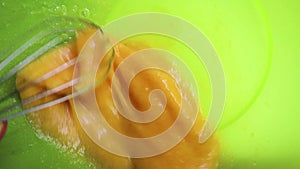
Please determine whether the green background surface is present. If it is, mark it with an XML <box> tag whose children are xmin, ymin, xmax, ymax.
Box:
<box><xmin>0</xmin><ymin>0</ymin><xmax>299</xmax><ymax>169</ymax></box>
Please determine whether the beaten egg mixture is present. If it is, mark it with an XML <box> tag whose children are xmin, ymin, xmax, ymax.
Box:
<box><xmin>16</xmin><ymin>27</ymin><xmax>219</xmax><ymax>169</ymax></box>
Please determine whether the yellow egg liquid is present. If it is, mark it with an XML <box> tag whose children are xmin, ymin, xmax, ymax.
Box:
<box><xmin>16</xmin><ymin>27</ymin><xmax>219</xmax><ymax>169</ymax></box>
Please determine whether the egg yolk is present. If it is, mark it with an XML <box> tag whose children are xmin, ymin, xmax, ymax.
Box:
<box><xmin>16</xmin><ymin>27</ymin><xmax>219</xmax><ymax>169</ymax></box>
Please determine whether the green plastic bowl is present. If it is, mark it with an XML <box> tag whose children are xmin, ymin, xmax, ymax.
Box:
<box><xmin>0</xmin><ymin>0</ymin><xmax>299</xmax><ymax>169</ymax></box>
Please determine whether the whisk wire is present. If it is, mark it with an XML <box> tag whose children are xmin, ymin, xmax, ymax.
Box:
<box><xmin>0</xmin><ymin>17</ymin><xmax>112</xmax><ymax>122</ymax></box>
